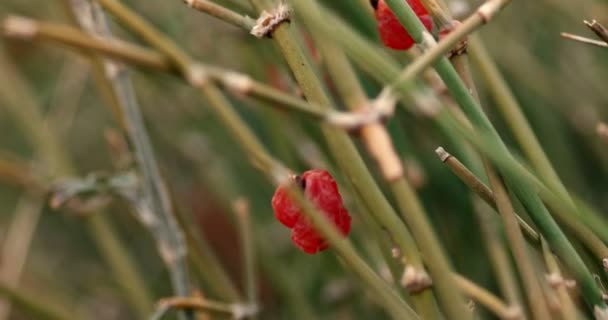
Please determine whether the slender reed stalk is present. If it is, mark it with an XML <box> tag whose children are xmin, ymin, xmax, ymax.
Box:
<box><xmin>302</xmin><ymin>12</ymin><xmax>436</xmax><ymax>318</ymax></box>
<box><xmin>487</xmin><ymin>169</ymin><xmax>551</xmax><ymax>320</ymax></box>
<box><xmin>433</xmin><ymin>12</ymin><xmax>552</xmax><ymax>316</ymax></box>
<box><xmin>184</xmin><ymin>0</ymin><xmax>256</xmax><ymax>30</ymax></box>
<box><xmin>381</xmin><ymin>0</ymin><xmax>607</xmax><ymax>311</ymax></box>
<box><xmin>472</xmin><ymin>199</ymin><xmax>522</xmax><ymax>309</ymax></box>
<box><xmin>388</xmin><ymin>0</ymin><xmax>512</xmax><ymax>92</ymax></box>
<box><xmin>242</xmin><ymin>2</ymin><xmax>449</xmax><ymax>316</ymax></box>
<box><xmin>0</xmin><ymin>45</ymin><xmax>153</xmax><ymax>317</ymax></box>
<box><xmin>1</xmin><ymin>16</ymin><xmax>171</xmax><ymax>70</ymax></box>
<box><xmin>441</xmin><ymin>118</ymin><xmax>608</xmax><ymax>259</ymax></box>
<box><xmin>174</xmin><ymin>133</ymin><xmax>320</xmax><ymax>317</ymax></box>
<box><xmin>468</xmin><ymin>36</ymin><xmax>608</xmax><ymax>236</ymax></box>
<box><xmin>250</xmin><ymin>2</ymin><xmax>607</xmax><ymax>310</ymax></box>
<box><xmin>233</xmin><ymin>199</ymin><xmax>258</xmax><ymax>318</ymax></box>
<box><xmin>179</xmin><ymin>141</ymin><xmax>317</xmax><ymax>319</ymax></box>
<box><xmin>541</xmin><ymin>239</ymin><xmax>578</xmax><ymax>320</ymax></box>
<box><xmin>85</xmin><ymin>0</ymin><xmax>417</xmax><ymax>317</ymax></box>
<box><xmin>436</xmin><ymin>147</ymin><xmax>539</xmax><ymax>243</ymax></box>
<box><xmin>561</xmin><ymin>33</ymin><xmax>608</xmax><ymax>48</ymax></box>
<box><xmin>285</xmin><ymin>0</ymin><xmax>470</xmax><ymax>318</ymax></box>
<box><xmin>1</xmin><ymin>16</ymin><xmax>397</xmax><ymax>131</ymax></box>
<box><xmin>65</xmin><ymin>2</ymin><xmax>192</xmax><ymax>314</ymax></box>
<box><xmin>282</xmin><ymin>180</ymin><xmax>420</xmax><ymax>320</ymax></box>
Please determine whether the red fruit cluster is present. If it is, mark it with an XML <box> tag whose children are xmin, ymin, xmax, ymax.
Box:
<box><xmin>271</xmin><ymin>169</ymin><xmax>351</xmax><ymax>254</ymax></box>
<box><xmin>372</xmin><ymin>0</ymin><xmax>433</xmax><ymax>50</ymax></box>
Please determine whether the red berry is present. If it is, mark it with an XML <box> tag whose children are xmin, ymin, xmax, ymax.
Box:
<box><xmin>271</xmin><ymin>169</ymin><xmax>351</xmax><ymax>254</ymax></box>
<box><xmin>373</xmin><ymin>0</ymin><xmax>433</xmax><ymax>50</ymax></box>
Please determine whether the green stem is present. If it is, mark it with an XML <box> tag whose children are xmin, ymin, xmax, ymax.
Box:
<box><xmin>436</xmin><ymin>147</ymin><xmax>539</xmax><ymax>244</ymax></box>
<box><xmin>185</xmin><ymin>0</ymin><xmax>256</xmax><ymax>30</ymax></box>
<box><xmin>305</xmin><ymin>10</ymin><xmax>436</xmax><ymax>317</ymax></box>
<box><xmin>472</xmin><ymin>199</ymin><xmax>523</xmax><ymax>309</ymax></box>
<box><xmin>467</xmin><ymin>36</ymin><xmax>608</xmax><ymax>241</ymax></box>
<box><xmin>382</xmin><ymin>0</ymin><xmax>607</xmax><ymax>310</ymax></box>
<box><xmin>1</xmin><ymin>16</ymin><xmax>397</xmax><ymax>131</ymax></box>
<box><xmin>283</xmin><ymin>182</ymin><xmax>420</xmax><ymax>320</ymax></box>
<box><xmin>249</xmin><ymin>0</ymin><xmax>435</xmax><ymax>308</ymax></box>
<box><xmin>390</xmin><ymin>178</ymin><xmax>470</xmax><ymax>319</ymax></box>
<box><xmin>92</xmin><ymin>1</ymin><xmax>417</xmax><ymax>316</ymax></box>
<box><xmin>67</xmin><ymin>2</ymin><xmax>192</xmax><ymax>312</ymax></box>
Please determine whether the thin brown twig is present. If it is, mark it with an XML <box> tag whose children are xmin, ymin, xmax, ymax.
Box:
<box><xmin>472</xmin><ymin>199</ymin><xmax>523</xmax><ymax>309</ymax></box>
<box><xmin>70</xmin><ymin>0</ymin><xmax>192</xmax><ymax>306</ymax></box>
<box><xmin>560</xmin><ymin>32</ymin><xmax>608</xmax><ymax>48</ymax></box>
<box><xmin>486</xmin><ymin>168</ymin><xmax>551</xmax><ymax>320</ymax></box>
<box><xmin>2</xmin><ymin>16</ymin><xmax>172</xmax><ymax>70</ymax></box>
<box><xmin>183</xmin><ymin>0</ymin><xmax>256</xmax><ymax>30</ymax></box>
<box><xmin>1</xmin><ymin>15</ymin><xmax>393</xmax><ymax>131</ymax></box>
<box><xmin>584</xmin><ymin>20</ymin><xmax>608</xmax><ymax>44</ymax></box>
<box><xmin>435</xmin><ymin>147</ymin><xmax>540</xmax><ymax>243</ymax></box>
<box><xmin>84</xmin><ymin>0</ymin><xmax>418</xmax><ymax>317</ymax></box>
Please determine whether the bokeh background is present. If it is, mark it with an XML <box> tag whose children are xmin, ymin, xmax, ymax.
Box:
<box><xmin>1</xmin><ymin>0</ymin><xmax>608</xmax><ymax>319</ymax></box>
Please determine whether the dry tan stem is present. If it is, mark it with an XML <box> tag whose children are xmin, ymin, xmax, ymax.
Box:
<box><xmin>561</xmin><ymin>32</ymin><xmax>608</xmax><ymax>48</ymax></box>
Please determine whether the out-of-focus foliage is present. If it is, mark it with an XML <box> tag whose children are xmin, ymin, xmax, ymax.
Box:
<box><xmin>1</xmin><ymin>0</ymin><xmax>608</xmax><ymax>319</ymax></box>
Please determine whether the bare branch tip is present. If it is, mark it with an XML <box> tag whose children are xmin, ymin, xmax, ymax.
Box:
<box><xmin>400</xmin><ymin>265</ymin><xmax>432</xmax><ymax>294</ymax></box>
<box><xmin>435</xmin><ymin>147</ymin><xmax>451</xmax><ymax>162</ymax></box>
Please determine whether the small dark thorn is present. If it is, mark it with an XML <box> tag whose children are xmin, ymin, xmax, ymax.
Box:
<box><xmin>294</xmin><ymin>175</ymin><xmax>306</xmax><ymax>190</ymax></box>
<box><xmin>370</xmin><ymin>0</ymin><xmax>379</xmax><ymax>10</ymax></box>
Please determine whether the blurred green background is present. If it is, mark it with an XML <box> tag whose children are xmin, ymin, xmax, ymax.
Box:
<box><xmin>1</xmin><ymin>0</ymin><xmax>608</xmax><ymax>319</ymax></box>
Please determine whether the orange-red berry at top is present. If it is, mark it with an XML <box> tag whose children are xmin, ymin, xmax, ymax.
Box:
<box><xmin>271</xmin><ymin>169</ymin><xmax>351</xmax><ymax>254</ymax></box>
<box><xmin>372</xmin><ymin>0</ymin><xmax>433</xmax><ymax>50</ymax></box>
